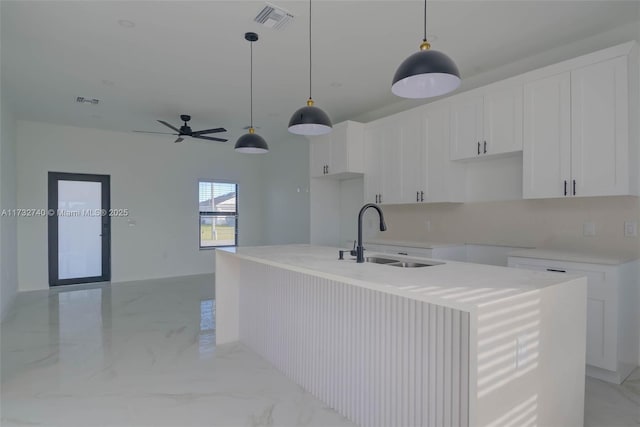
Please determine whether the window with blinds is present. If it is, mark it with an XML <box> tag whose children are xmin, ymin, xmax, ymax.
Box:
<box><xmin>198</xmin><ymin>181</ymin><xmax>238</xmax><ymax>248</ymax></box>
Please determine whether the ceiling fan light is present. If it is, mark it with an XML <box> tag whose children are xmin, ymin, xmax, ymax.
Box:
<box><xmin>288</xmin><ymin>104</ymin><xmax>332</xmax><ymax>136</ymax></box>
<box><xmin>392</xmin><ymin>49</ymin><xmax>461</xmax><ymax>98</ymax></box>
<box><xmin>234</xmin><ymin>131</ymin><xmax>268</xmax><ymax>153</ymax></box>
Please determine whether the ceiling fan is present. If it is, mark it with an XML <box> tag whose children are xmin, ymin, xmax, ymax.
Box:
<box><xmin>134</xmin><ymin>115</ymin><xmax>228</xmax><ymax>143</ymax></box>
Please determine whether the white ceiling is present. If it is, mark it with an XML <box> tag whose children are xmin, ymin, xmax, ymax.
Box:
<box><xmin>2</xmin><ymin>1</ymin><xmax>639</xmax><ymax>144</ymax></box>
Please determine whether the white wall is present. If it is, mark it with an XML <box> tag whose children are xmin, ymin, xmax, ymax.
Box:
<box><xmin>261</xmin><ymin>135</ymin><xmax>310</xmax><ymax>246</ymax></box>
<box><xmin>0</xmin><ymin>98</ymin><xmax>18</xmax><ymax>320</ymax></box>
<box><xmin>16</xmin><ymin>121</ymin><xmax>269</xmax><ymax>291</ymax></box>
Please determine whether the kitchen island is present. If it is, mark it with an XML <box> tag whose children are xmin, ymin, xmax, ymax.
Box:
<box><xmin>216</xmin><ymin>245</ymin><xmax>587</xmax><ymax>427</ymax></box>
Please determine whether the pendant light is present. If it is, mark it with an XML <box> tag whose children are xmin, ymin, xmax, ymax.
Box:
<box><xmin>287</xmin><ymin>0</ymin><xmax>332</xmax><ymax>136</ymax></box>
<box><xmin>235</xmin><ymin>32</ymin><xmax>269</xmax><ymax>153</ymax></box>
<box><xmin>391</xmin><ymin>0</ymin><xmax>461</xmax><ymax>99</ymax></box>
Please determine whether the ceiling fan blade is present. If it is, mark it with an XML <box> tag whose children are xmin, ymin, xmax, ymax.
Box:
<box><xmin>193</xmin><ymin>135</ymin><xmax>228</xmax><ymax>142</ymax></box>
<box><xmin>191</xmin><ymin>127</ymin><xmax>227</xmax><ymax>136</ymax></box>
<box><xmin>158</xmin><ymin>120</ymin><xmax>181</xmax><ymax>133</ymax></box>
<box><xmin>174</xmin><ymin>137</ymin><xmax>184</xmax><ymax>143</ymax></box>
<box><xmin>133</xmin><ymin>130</ymin><xmax>178</xmax><ymax>135</ymax></box>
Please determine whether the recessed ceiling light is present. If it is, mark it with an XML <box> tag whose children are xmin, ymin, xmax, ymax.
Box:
<box><xmin>118</xmin><ymin>19</ymin><xmax>135</xmax><ymax>28</ymax></box>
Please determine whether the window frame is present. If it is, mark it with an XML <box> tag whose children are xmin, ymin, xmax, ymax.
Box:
<box><xmin>198</xmin><ymin>180</ymin><xmax>238</xmax><ymax>249</ymax></box>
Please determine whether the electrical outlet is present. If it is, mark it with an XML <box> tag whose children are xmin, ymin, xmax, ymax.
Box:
<box><xmin>624</xmin><ymin>221</ymin><xmax>638</xmax><ymax>237</ymax></box>
<box><xmin>583</xmin><ymin>222</ymin><xmax>596</xmax><ymax>237</ymax></box>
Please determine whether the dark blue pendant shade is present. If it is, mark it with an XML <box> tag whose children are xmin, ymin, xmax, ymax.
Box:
<box><xmin>392</xmin><ymin>49</ymin><xmax>461</xmax><ymax>98</ymax></box>
<box><xmin>288</xmin><ymin>104</ymin><xmax>332</xmax><ymax>136</ymax></box>
<box><xmin>234</xmin><ymin>131</ymin><xmax>268</xmax><ymax>153</ymax></box>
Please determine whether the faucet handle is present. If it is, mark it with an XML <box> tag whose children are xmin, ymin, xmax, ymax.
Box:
<box><xmin>350</xmin><ymin>240</ymin><xmax>357</xmax><ymax>257</ymax></box>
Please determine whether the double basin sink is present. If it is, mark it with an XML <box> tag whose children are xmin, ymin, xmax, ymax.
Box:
<box><xmin>365</xmin><ymin>256</ymin><xmax>443</xmax><ymax>268</ymax></box>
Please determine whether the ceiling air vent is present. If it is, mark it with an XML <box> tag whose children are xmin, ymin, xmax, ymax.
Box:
<box><xmin>76</xmin><ymin>96</ymin><xmax>100</xmax><ymax>105</ymax></box>
<box><xmin>254</xmin><ymin>2</ymin><xmax>293</xmax><ymax>30</ymax></box>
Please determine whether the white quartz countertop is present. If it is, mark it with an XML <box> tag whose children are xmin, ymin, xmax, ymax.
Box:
<box><xmin>219</xmin><ymin>245</ymin><xmax>584</xmax><ymax>313</ymax></box>
<box><xmin>508</xmin><ymin>248</ymin><xmax>638</xmax><ymax>266</ymax></box>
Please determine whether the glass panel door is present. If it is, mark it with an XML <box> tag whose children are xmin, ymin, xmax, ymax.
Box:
<box><xmin>48</xmin><ymin>172</ymin><xmax>111</xmax><ymax>286</ymax></box>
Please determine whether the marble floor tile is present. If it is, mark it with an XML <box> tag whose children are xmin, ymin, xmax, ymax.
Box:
<box><xmin>1</xmin><ymin>274</ymin><xmax>638</xmax><ymax>426</ymax></box>
<box><xmin>1</xmin><ymin>275</ymin><xmax>354</xmax><ymax>427</ymax></box>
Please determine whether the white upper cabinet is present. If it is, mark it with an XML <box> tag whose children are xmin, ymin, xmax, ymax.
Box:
<box><xmin>523</xmin><ymin>55</ymin><xmax>631</xmax><ymax>198</ymax></box>
<box><xmin>363</xmin><ymin>116</ymin><xmax>402</xmax><ymax>204</ymax></box>
<box><xmin>422</xmin><ymin>104</ymin><xmax>466</xmax><ymax>202</ymax></box>
<box><xmin>571</xmin><ymin>56</ymin><xmax>629</xmax><ymax>197</ymax></box>
<box><xmin>400</xmin><ymin>109</ymin><xmax>425</xmax><ymax>203</ymax></box>
<box><xmin>450</xmin><ymin>83</ymin><xmax>523</xmax><ymax>160</ymax></box>
<box><xmin>309</xmin><ymin>121</ymin><xmax>364</xmax><ymax>179</ymax></box>
<box><xmin>523</xmin><ymin>72</ymin><xmax>572</xmax><ymax>198</ymax></box>
<box><xmin>364</xmin><ymin>103</ymin><xmax>466</xmax><ymax>205</ymax></box>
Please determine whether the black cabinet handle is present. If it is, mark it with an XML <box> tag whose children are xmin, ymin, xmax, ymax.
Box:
<box><xmin>416</xmin><ymin>191</ymin><xmax>419</xmax><ymax>202</ymax></box>
<box><xmin>375</xmin><ymin>194</ymin><xmax>378</xmax><ymax>203</ymax></box>
<box><xmin>477</xmin><ymin>141</ymin><xmax>481</xmax><ymax>155</ymax></box>
<box><xmin>379</xmin><ymin>194</ymin><xmax>382</xmax><ymax>203</ymax></box>
<box><xmin>326</xmin><ymin>165</ymin><xmax>329</xmax><ymax>174</ymax></box>
<box><xmin>484</xmin><ymin>141</ymin><xmax>487</xmax><ymax>154</ymax></box>
<box><xmin>546</xmin><ymin>268</ymin><xmax>566</xmax><ymax>273</ymax></box>
<box><xmin>398</xmin><ymin>252</ymin><xmax>408</xmax><ymax>256</ymax></box>
<box><xmin>420</xmin><ymin>191</ymin><xmax>424</xmax><ymax>202</ymax></box>
<box><xmin>573</xmin><ymin>179</ymin><xmax>576</xmax><ymax>196</ymax></box>
<box><xmin>564</xmin><ymin>180</ymin><xmax>567</xmax><ymax>196</ymax></box>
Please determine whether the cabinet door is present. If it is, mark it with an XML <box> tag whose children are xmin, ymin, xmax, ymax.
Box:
<box><xmin>363</xmin><ymin>124</ymin><xmax>383</xmax><ymax>203</ymax></box>
<box><xmin>450</xmin><ymin>96</ymin><xmax>483</xmax><ymax>160</ymax></box>
<box><xmin>507</xmin><ymin>257</ymin><xmax>618</xmax><ymax>371</ymax></box>
<box><xmin>571</xmin><ymin>56</ymin><xmax>629</xmax><ymax>197</ymax></box>
<box><xmin>309</xmin><ymin>135</ymin><xmax>331</xmax><ymax>178</ymax></box>
<box><xmin>329</xmin><ymin>122</ymin><xmax>348</xmax><ymax>175</ymax></box>
<box><xmin>380</xmin><ymin>119</ymin><xmax>403</xmax><ymax>204</ymax></box>
<box><xmin>523</xmin><ymin>72</ymin><xmax>571</xmax><ymax>199</ymax></box>
<box><xmin>399</xmin><ymin>110</ymin><xmax>425</xmax><ymax>203</ymax></box>
<box><xmin>423</xmin><ymin>104</ymin><xmax>465</xmax><ymax>202</ymax></box>
<box><xmin>484</xmin><ymin>84</ymin><xmax>523</xmax><ymax>156</ymax></box>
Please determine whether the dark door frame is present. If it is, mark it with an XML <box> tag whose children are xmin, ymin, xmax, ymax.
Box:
<box><xmin>48</xmin><ymin>172</ymin><xmax>111</xmax><ymax>287</ymax></box>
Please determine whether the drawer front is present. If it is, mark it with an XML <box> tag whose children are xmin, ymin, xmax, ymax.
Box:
<box><xmin>507</xmin><ymin>257</ymin><xmax>617</xmax><ymax>370</ymax></box>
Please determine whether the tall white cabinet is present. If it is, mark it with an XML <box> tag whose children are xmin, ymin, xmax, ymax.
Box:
<box><xmin>523</xmin><ymin>55</ymin><xmax>632</xmax><ymax>198</ymax></box>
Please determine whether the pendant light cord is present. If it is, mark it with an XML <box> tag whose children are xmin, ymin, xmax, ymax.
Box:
<box><xmin>309</xmin><ymin>0</ymin><xmax>312</xmax><ymax>100</ymax></box>
<box><xmin>250</xmin><ymin>40</ymin><xmax>253</xmax><ymax>128</ymax></box>
<box><xmin>423</xmin><ymin>0</ymin><xmax>427</xmax><ymax>42</ymax></box>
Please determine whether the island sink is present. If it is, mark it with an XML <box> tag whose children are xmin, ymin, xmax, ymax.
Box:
<box><xmin>365</xmin><ymin>256</ymin><xmax>441</xmax><ymax>268</ymax></box>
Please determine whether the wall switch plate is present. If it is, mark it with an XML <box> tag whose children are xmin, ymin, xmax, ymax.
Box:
<box><xmin>583</xmin><ymin>222</ymin><xmax>596</xmax><ymax>237</ymax></box>
<box><xmin>624</xmin><ymin>221</ymin><xmax>638</xmax><ymax>237</ymax></box>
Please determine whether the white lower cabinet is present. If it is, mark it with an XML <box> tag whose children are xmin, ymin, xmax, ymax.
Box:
<box><xmin>508</xmin><ymin>255</ymin><xmax>638</xmax><ymax>384</ymax></box>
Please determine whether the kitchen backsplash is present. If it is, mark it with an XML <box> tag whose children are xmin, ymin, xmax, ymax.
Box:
<box><xmin>369</xmin><ymin>196</ymin><xmax>640</xmax><ymax>259</ymax></box>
